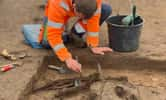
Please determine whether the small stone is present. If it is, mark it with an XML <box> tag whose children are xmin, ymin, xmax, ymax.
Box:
<box><xmin>1</xmin><ymin>49</ymin><xmax>9</xmax><ymax>57</ymax></box>
<box><xmin>10</xmin><ymin>55</ymin><xmax>17</xmax><ymax>61</ymax></box>
<box><xmin>18</xmin><ymin>52</ymin><xmax>27</xmax><ymax>59</ymax></box>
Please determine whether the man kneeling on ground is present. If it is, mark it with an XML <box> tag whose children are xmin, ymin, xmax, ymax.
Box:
<box><xmin>38</xmin><ymin>0</ymin><xmax>113</xmax><ymax>72</ymax></box>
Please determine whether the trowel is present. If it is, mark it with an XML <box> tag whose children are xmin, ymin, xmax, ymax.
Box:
<box><xmin>122</xmin><ymin>0</ymin><xmax>138</xmax><ymax>25</ymax></box>
<box><xmin>48</xmin><ymin>65</ymin><xmax>67</xmax><ymax>74</ymax></box>
<box><xmin>74</xmin><ymin>56</ymin><xmax>82</xmax><ymax>87</ymax></box>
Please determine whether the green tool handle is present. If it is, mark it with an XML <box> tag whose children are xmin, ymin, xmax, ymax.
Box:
<box><xmin>43</xmin><ymin>23</ymin><xmax>47</xmax><ymax>41</ymax></box>
<box><xmin>132</xmin><ymin>5</ymin><xmax>136</xmax><ymax>24</ymax></box>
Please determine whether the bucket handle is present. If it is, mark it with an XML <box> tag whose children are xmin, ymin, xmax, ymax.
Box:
<box><xmin>116</xmin><ymin>0</ymin><xmax>135</xmax><ymax>16</ymax></box>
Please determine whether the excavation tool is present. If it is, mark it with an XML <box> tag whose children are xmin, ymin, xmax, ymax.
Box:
<box><xmin>48</xmin><ymin>65</ymin><xmax>67</xmax><ymax>74</ymax></box>
<box><xmin>0</xmin><ymin>62</ymin><xmax>23</xmax><ymax>72</ymax></box>
<box><xmin>1</xmin><ymin>49</ymin><xmax>17</xmax><ymax>61</ymax></box>
<box><xmin>122</xmin><ymin>0</ymin><xmax>138</xmax><ymax>25</ymax></box>
<box><xmin>74</xmin><ymin>56</ymin><xmax>82</xmax><ymax>87</ymax></box>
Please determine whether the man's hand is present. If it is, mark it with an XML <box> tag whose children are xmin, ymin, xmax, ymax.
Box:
<box><xmin>91</xmin><ymin>47</ymin><xmax>113</xmax><ymax>55</ymax></box>
<box><xmin>65</xmin><ymin>57</ymin><xmax>82</xmax><ymax>72</ymax></box>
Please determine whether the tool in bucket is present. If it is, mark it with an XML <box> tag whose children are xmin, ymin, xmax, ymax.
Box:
<box><xmin>106</xmin><ymin>0</ymin><xmax>143</xmax><ymax>52</ymax></box>
<box><xmin>121</xmin><ymin>0</ymin><xmax>139</xmax><ymax>25</ymax></box>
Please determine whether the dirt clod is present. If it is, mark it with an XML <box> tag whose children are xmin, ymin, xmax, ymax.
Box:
<box><xmin>88</xmin><ymin>92</ymin><xmax>98</xmax><ymax>100</ymax></box>
<box><xmin>115</xmin><ymin>86</ymin><xmax>127</xmax><ymax>98</ymax></box>
<box><xmin>128</xmin><ymin>94</ymin><xmax>138</xmax><ymax>100</ymax></box>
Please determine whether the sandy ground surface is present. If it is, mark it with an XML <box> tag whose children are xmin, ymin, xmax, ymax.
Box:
<box><xmin>0</xmin><ymin>0</ymin><xmax>166</xmax><ymax>100</ymax></box>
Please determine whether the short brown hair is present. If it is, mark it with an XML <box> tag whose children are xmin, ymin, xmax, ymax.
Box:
<box><xmin>74</xmin><ymin>0</ymin><xmax>97</xmax><ymax>19</ymax></box>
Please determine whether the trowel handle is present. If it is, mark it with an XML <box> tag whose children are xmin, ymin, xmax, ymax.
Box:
<box><xmin>132</xmin><ymin>5</ymin><xmax>136</xmax><ymax>21</ymax></box>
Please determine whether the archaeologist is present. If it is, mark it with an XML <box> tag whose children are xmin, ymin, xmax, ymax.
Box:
<box><xmin>38</xmin><ymin>0</ymin><xmax>113</xmax><ymax>73</ymax></box>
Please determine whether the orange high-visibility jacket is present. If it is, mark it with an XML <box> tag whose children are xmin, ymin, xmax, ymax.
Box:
<box><xmin>39</xmin><ymin>0</ymin><xmax>102</xmax><ymax>61</ymax></box>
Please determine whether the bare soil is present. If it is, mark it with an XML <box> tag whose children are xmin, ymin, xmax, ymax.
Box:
<box><xmin>0</xmin><ymin>0</ymin><xmax>166</xmax><ymax>100</ymax></box>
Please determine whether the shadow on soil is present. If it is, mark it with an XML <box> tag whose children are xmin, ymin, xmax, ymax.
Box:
<box><xmin>51</xmin><ymin>48</ymin><xmax>166</xmax><ymax>71</ymax></box>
